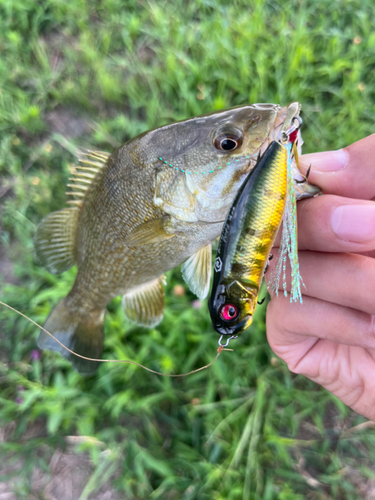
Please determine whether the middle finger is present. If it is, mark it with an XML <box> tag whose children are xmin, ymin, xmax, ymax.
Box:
<box><xmin>268</xmin><ymin>250</ymin><xmax>375</xmax><ymax>317</ymax></box>
<box><xmin>275</xmin><ymin>195</ymin><xmax>375</xmax><ymax>253</ymax></box>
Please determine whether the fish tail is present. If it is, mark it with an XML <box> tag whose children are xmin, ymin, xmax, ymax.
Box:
<box><xmin>37</xmin><ymin>298</ymin><xmax>104</xmax><ymax>375</ymax></box>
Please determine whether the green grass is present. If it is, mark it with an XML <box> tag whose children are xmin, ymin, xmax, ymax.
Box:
<box><xmin>1</xmin><ymin>0</ymin><xmax>375</xmax><ymax>498</ymax></box>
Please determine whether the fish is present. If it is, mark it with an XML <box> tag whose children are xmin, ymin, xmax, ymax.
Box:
<box><xmin>208</xmin><ymin>139</ymin><xmax>292</xmax><ymax>338</ymax></box>
<box><xmin>34</xmin><ymin>102</ymin><xmax>320</xmax><ymax>373</ymax></box>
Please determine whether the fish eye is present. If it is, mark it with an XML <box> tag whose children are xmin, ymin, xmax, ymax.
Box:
<box><xmin>213</xmin><ymin>128</ymin><xmax>243</xmax><ymax>152</ymax></box>
<box><xmin>220</xmin><ymin>138</ymin><xmax>238</xmax><ymax>151</ymax></box>
<box><xmin>219</xmin><ymin>304</ymin><xmax>239</xmax><ymax>321</ymax></box>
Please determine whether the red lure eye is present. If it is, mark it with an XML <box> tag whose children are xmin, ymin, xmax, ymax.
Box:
<box><xmin>220</xmin><ymin>304</ymin><xmax>238</xmax><ymax>321</ymax></box>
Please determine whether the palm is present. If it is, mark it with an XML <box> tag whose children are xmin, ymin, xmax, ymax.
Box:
<box><xmin>266</xmin><ymin>134</ymin><xmax>375</xmax><ymax>420</ymax></box>
<box><xmin>267</xmin><ymin>314</ymin><xmax>375</xmax><ymax>419</ymax></box>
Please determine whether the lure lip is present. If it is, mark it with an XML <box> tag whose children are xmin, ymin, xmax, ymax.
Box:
<box><xmin>211</xmin><ymin>312</ymin><xmax>252</xmax><ymax>336</ymax></box>
<box><xmin>211</xmin><ymin>316</ymin><xmax>252</xmax><ymax>336</ymax></box>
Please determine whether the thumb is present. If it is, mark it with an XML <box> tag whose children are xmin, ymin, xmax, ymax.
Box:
<box><xmin>300</xmin><ymin>133</ymin><xmax>375</xmax><ymax>200</ymax></box>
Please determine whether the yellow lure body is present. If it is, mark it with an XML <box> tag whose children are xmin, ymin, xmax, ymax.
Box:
<box><xmin>209</xmin><ymin>141</ymin><xmax>288</xmax><ymax>337</ymax></box>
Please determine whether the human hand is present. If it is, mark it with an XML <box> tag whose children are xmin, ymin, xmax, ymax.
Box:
<box><xmin>266</xmin><ymin>134</ymin><xmax>375</xmax><ymax>420</ymax></box>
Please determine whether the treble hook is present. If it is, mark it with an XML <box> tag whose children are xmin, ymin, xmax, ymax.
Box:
<box><xmin>294</xmin><ymin>164</ymin><xmax>312</xmax><ymax>184</ymax></box>
<box><xmin>218</xmin><ymin>334</ymin><xmax>238</xmax><ymax>348</ymax></box>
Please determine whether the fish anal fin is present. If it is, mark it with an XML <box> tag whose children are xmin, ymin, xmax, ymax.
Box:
<box><xmin>38</xmin><ymin>299</ymin><xmax>104</xmax><ymax>375</ymax></box>
<box><xmin>181</xmin><ymin>243</ymin><xmax>212</xmax><ymax>300</ymax></box>
<box><xmin>125</xmin><ymin>218</ymin><xmax>175</xmax><ymax>247</ymax></box>
<box><xmin>122</xmin><ymin>276</ymin><xmax>166</xmax><ymax>327</ymax></box>
<box><xmin>34</xmin><ymin>208</ymin><xmax>79</xmax><ymax>274</ymax></box>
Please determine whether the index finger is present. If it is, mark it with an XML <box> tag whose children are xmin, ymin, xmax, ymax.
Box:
<box><xmin>300</xmin><ymin>134</ymin><xmax>375</xmax><ymax>200</ymax></box>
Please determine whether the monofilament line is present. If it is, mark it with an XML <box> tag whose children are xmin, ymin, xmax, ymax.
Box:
<box><xmin>0</xmin><ymin>301</ymin><xmax>232</xmax><ymax>377</ymax></box>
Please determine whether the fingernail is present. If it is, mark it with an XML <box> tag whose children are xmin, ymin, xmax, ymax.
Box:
<box><xmin>331</xmin><ymin>205</ymin><xmax>375</xmax><ymax>242</ymax></box>
<box><xmin>301</xmin><ymin>149</ymin><xmax>348</xmax><ymax>172</ymax></box>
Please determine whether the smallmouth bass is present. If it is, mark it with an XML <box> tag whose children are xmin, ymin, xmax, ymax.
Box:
<box><xmin>34</xmin><ymin>103</ymin><xmax>319</xmax><ymax>373</ymax></box>
<box><xmin>208</xmin><ymin>140</ymin><xmax>291</xmax><ymax>337</ymax></box>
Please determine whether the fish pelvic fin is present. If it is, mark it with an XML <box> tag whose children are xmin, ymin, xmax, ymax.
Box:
<box><xmin>37</xmin><ymin>298</ymin><xmax>104</xmax><ymax>375</ymax></box>
<box><xmin>181</xmin><ymin>243</ymin><xmax>212</xmax><ymax>300</ymax></box>
<box><xmin>122</xmin><ymin>276</ymin><xmax>166</xmax><ymax>327</ymax></box>
<box><xmin>34</xmin><ymin>208</ymin><xmax>80</xmax><ymax>274</ymax></box>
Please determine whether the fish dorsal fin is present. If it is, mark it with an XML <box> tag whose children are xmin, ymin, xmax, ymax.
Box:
<box><xmin>34</xmin><ymin>150</ymin><xmax>110</xmax><ymax>273</ymax></box>
<box><xmin>122</xmin><ymin>276</ymin><xmax>166</xmax><ymax>327</ymax></box>
<box><xmin>181</xmin><ymin>243</ymin><xmax>212</xmax><ymax>300</ymax></box>
<box><xmin>34</xmin><ymin>208</ymin><xmax>79</xmax><ymax>274</ymax></box>
<box><xmin>66</xmin><ymin>150</ymin><xmax>110</xmax><ymax>201</ymax></box>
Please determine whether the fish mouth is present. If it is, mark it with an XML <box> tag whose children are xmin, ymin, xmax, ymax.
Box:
<box><xmin>271</xmin><ymin>102</ymin><xmax>302</xmax><ymax>152</ymax></box>
<box><xmin>249</xmin><ymin>102</ymin><xmax>302</xmax><ymax>162</ymax></box>
<box><xmin>255</xmin><ymin>102</ymin><xmax>320</xmax><ymax>199</ymax></box>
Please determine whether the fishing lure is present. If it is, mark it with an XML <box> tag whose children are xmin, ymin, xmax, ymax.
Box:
<box><xmin>208</xmin><ymin>120</ymin><xmax>304</xmax><ymax>342</ymax></box>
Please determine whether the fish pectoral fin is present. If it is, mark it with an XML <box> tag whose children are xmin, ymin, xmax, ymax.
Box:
<box><xmin>124</xmin><ymin>218</ymin><xmax>176</xmax><ymax>247</ymax></box>
<box><xmin>34</xmin><ymin>207</ymin><xmax>79</xmax><ymax>274</ymax></box>
<box><xmin>181</xmin><ymin>243</ymin><xmax>212</xmax><ymax>300</ymax></box>
<box><xmin>122</xmin><ymin>276</ymin><xmax>166</xmax><ymax>327</ymax></box>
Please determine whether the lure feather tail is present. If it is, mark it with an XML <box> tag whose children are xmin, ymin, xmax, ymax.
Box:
<box><xmin>268</xmin><ymin>142</ymin><xmax>304</xmax><ymax>302</ymax></box>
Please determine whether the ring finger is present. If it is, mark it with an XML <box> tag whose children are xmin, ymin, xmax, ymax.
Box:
<box><xmin>268</xmin><ymin>251</ymin><xmax>375</xmax><ymax>317</ymax></box>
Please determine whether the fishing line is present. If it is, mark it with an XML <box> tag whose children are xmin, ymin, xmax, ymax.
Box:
<box><xmin>0</xmin><ymin>301</ymin><xmax>232</xmax><ymax>377</ymax></box>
